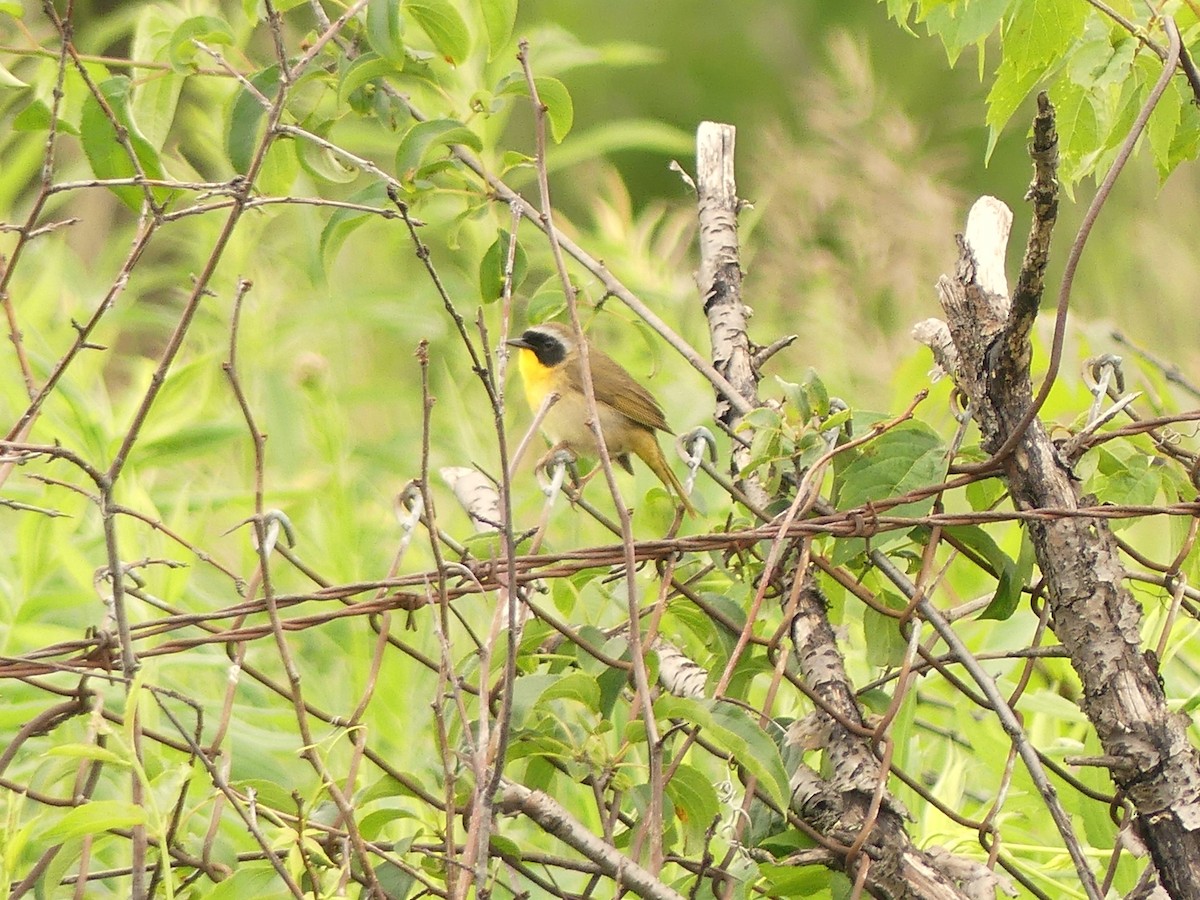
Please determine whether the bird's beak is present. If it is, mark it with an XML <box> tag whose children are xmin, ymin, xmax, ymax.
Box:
<box><xmin>506</xmin><ymin>337</ymin><xmax>531</xmax><ymax>350</ymax></box>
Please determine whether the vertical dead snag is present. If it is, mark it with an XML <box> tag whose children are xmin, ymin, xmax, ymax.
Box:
<box><xmin>695</xmin><ymin>122</ymin><xmax>771</xmax><ymax>510</ymax></box>
<box><xmin>696</xmin><ymin>123</ymin><xmax>976</xmax><ymax>899</ymax></box>
<box><xmin>918</xmin><ymin>96</ymin><xmax>1200</xmax><ymax>898</ymax></box>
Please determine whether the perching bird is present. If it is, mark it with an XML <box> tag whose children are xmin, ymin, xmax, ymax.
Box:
<box><xmin>506</xmin><ymin>321</ymin><xmax>697</xmax><ymax>516</ymax></box>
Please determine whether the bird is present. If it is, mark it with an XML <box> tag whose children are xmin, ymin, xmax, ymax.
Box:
<box><xmin>506</xmin><ymin>321</ymin><xmax>697</xmax><ymax>516</ymax></box>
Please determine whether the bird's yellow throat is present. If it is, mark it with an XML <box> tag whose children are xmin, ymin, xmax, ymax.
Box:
<box><xmin>516</xmin><ymin>346</ymin><xmax>557</xmax><ymax>410</ymax></box>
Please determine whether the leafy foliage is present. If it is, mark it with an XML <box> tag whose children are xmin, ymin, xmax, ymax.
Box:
<box><xmin>1</xmin><ymin>1</ymin><xmax>1199</xmax><ymax>899</ymax></box>
<box><xmin>887</xmin><ymin>0</ymin><xmax>1200</xmax><ymax>185</ymax></box>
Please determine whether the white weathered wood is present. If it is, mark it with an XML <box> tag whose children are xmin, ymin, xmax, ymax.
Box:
<box><xmin>440</xmin><ymin>466</ymin><xmax>500</xmax><ymax>532</ymax></box>
<box><xmin>963</xmin><ymin>195</ymin><xmax>1012</xmax><ymax>303</ymax></box>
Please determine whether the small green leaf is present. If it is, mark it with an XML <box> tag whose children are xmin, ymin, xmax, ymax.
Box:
<box><xmin>394</xmin><ymin>117</ymin><xmax>482</xmax><ymax>183</ymax></box>
<box><xmin>1003</xmin><ymin>0</ymin><xmax>1086</xmax><ymax>71</ymax></box>
<box><xmin>226</xmin><ymin>65</ymin><xmax>279</xmax><ymax>174</ymax></box>
<box><xmin>203</xmin><ymin>865</ymin><xmax>285</xmax><ymax>900</ymax></box>
<box><xmin>965</xmin><ymin>475</ymin><xmax>1007</xmax><ymax>512</ymax></box>
<box><xmin>408</xmin><ymin>0</ymin><xmax>471</xmax><ymax>65</ymax></box>
<box><xmin>985</xmin><ymin>55</ymin><xmax>1043</xmax><ymax>163</ymax></box>
<box><xmin>367</xmin><ymin>0</ymin><xmax>405</xmax><ymax>63</ymax></box>
<box><xmin>41</xmin><ymin>801</ymin><xmax>146</xmax><ymax>842</ymax></box>
<box><xmin>479</xmin><ymin>229</ymin><xmax>528</xmax><ymax>302</ymax></box>
<box><xmin>1089</xmin><ymin>446</ymin><xmax>1162</xmax><ymax>523</ymax></box>
<box><xmin>533</xmin><ymin>76</ymin><xmax>573</xmax><ymax>143</ymax></box>
<box><xmin>295</xmin><ymin>123</ymin><xmax>360</xmax><ymax>184</ymax></box>
<box><xmin>525</xmin><ymin>282</ymin><xmax>567</xmax><ymax>323</ymax></box>
<box><xmin>655</xmin><ymin>696</ymin><xmax>790</xmax><ymax>811</ymax></box>
<box><xmin>834</xmin><ymin>420</ymin><xmax>945</xmax><ymax>512</ymax></box>
<box><xmin>1148</xmin><ymin>77</ymin><xmax>1184</xmax><ymax>180</ymax></box>
<box><xmin>864</xmin><ymin>592</ymin><xmax>908</xmax><ymax>668</ymax></box>
<box><xmin>665</xmin><ymin>763</ymin><xmax>721</xmax><ymax>844</ymax></box>
<box><xmin>44</xmin><ymin>744</ymin><xmax>130</xmax><ymax>766</ymax></box>
<box><xmin>168</xmin><ymin>15</ymin><xmax>235</xmax><ymax>71</ymax></box>
<box><xmin>500</xmin><ymin>74</ymin><xmax>574</xmax><ymax>142</ymax></box>
<box><xmin>758</xmin><ymin>863</ymin><xmax>844</xmax><ymax>896</ymax></box>
<box><xmin>358</xmin><ymin>807</ymin><xmax>418</xmax><ymax>841</ymax></box>
<box><xmin>319</xmin><ymin>183</ymin><xmax>391</xmax><ymax>271</ymax></box>
<box><xmin>0</xmin><ymin>1</ymin><xmax>23</xmax><ymax>16</ymax></box>
<box><xmin>79</xmin><ymin>76</ymin><xmax>171</xmax><ymax>211</ymax></box>
<box><xmin>0</xmin><ymin>61</ymin><xmax>27</xmax><ymax>88</ymax></box>
<box><xmin>339</xmin><ymin>51</ymin><xmax>402</xmax><ymax>104</ymax></box>
<box><xmin>478</xmin><ymin>0</ymin><xmax>517</xmax><ymax>60</ymax></box>
<box><xmin>375</xmin><ymin>860</ymin><xmax>417</xmax><ymax>899</ymax></box>
<box><xmin>1050</xmin><ymin>78</ymin><xmax>1100</xmax><ymax>181</ymax></box>
<box><xmin>131</xmin><ymin>6</ymin><xmax>185</xmax><ymax>149</ymax></box>
<box><xmin>944</xmin><ymin>524</ymin><xmax>1031</xmax><ymax>621</ymax></box>
<box><xmin>923</xmin><ymin>0</ymin><xmax>1007</xmax><ymax>66</ymax></box>
<box><xmin>539</xmin><ymin>672</ymin><xmax>601</xmax><ymax>710</ymax></box>
<box><xmin>139</xmin><ymin>422</ymin><xmax>243</xmax><ymax>462</ymax></box>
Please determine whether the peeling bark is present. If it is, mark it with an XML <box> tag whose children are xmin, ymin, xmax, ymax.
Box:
<box><xmin>695</xmin><ymin>122</ymin><xmax>771</xmax><ymax>511</ymax></box>
<box><xmin>789</xmin><ymin>577</ymin><xmax>977</xmax><ymax>899</ymax></box>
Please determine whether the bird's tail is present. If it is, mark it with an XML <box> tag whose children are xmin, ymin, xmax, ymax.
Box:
<box><xmin>649</xmin><ymin>448</ymin><xmax>698</xmax><ymax>518</ymax></box>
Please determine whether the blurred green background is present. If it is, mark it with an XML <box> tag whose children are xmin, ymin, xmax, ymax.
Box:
<box><xmin>511</xmin><ymin>0</ymin><xmax>1199</xmax><ymax>401</ymax></box>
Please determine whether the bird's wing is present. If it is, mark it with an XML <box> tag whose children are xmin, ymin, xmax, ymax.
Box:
<box><xmin>567</xmin><ymin>349</ymin><xmax>673</xmax><ymax>434</ymax></box>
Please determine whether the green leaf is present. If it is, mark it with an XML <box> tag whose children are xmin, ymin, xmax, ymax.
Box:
<box><xmin>830</xmin><ymin>420</ymin><xmax>945</xmax><ymax>563</ymax></box>
<box><xmin>525</xmin><ymin>281</ymin><xmax>567</xmax><ymax>324</ymax></box>
<box><xmin>367</xmin><ymin>0</ymin><xmax>406</xmax><ymax>64</ymax></box>
<box><xmin>479</xmin><ymin>229</ymin><xmax>528</xmax><ymax>302</ymax></box>
<box><xmin>1003</xmin><ymin>0</ymin><xmax>1086</xmax><ymax>71</ymax></box>
<box><xmin>1089</xmin><ymin>446</ymin><xmax>1162</xmax><ymax>525</ymax></box>
<box><xmin>255</xmin><ymin>136</ymin><xmax>299</xmax><ymax>196</ymax></box>
<box><xmin>1148</xmin><ymin>77</ymin><xmax>1184</xmax><ymax>180</ymax></box>
<box><xmin>203</xmin><ymin>865</ymin><xmax>288</xmax><ymax>900</ymax></box>
<box><xmin>139</xmin><ymin>422</ymin><xmax>243</xmax><ymax>462</ymax></box>
<box><xmin>666</xmin><ymin>763</ymin><xmax>721</xmax><ymax>843</ymax></box>
<box><xmin>339</xmin><ymin>52</ymin><xmax>402</xmax><ymax>104</ymax></box>
<box><xmin>358</xmin><ymin>807</ymin><xmax>419</xmax><ymax>841</ymax></box>
<box><xmin>864</xmin><ymin>592</ymin><xmax>908</xmax><ymax>667</ymax></box>
<box><xmin>758</xmin><ymin>862</ymin><xmax>837</xmax><ymax>896</ymax></box>
<box><xmin>294</xmin><ymin>123</ymin><xmax>360</xmax><ymax>184</ymax></box>
<box><xmin>44</xmin><ymin>743</ymin><xmax>130</xmax><ymax>766</ymax></box>
<box><xmin>375</xmin><ymin>860</ymin><xmax>417</xmax><ymax>899</ymax></box>
<box><xmin>0</xmin><ymin>60</ymin><xmax>27</xmax><ymax>88</ymax></box>
<box><xmin>539</xmin><ymin>671</ymin><xmax>601</xmax><ymax>710</ymax></box>
<box><xmin>923</xmin><ymin>0</ymin><xmax>1008</xmax><ymax>66</ymax></box>
<box><xmin>479</xmin><ymin>0</ymin><xmax>518</xmax><ymax>60</ymax></box>
<box><xmin>965</xmin><ymin>474</ymin><xmax>1007</xmax><ymax>511</ymax></box>
<box><xmin>79</xmin><ymin>76</ymin><xmax>171</xmax><ymax>211</ymax></box>
<box><xmin>533</xmin><ymin>76</ymin><xmax>573</xmax><ymax>143</ymax></box>
<box><xmin>1168</xmin><ymin>94</ymin><xmax>1200</xmax><ymax>182</ymax></box>
<box><xmin>500</xmin><ymin>74</ymin><xmax>575</xmax><ymax>143</ymax></box>
<box><xmin>408</xmin><ymin>0</ymin><xmax>471</xmax><ymax>65</ymax></box>
<box><xmin>1048</xmin><ymin>78</ymin><xmax>1100</xmax><ymax>182</ymax></box>
<box><xmin>0</xmin><ymin>1</ymin><xmax>23</xmax><ymax>16</ymax></box>
<box><xmin>131</xmin><ymin>6</ymin><xmax>186</xmax><ymax>149</ymax></box>
<box><xmin>655</xmin><ymin>696</ymin><xmax>791</xmax><ymax>811</ymax></box>
<box><xmin>226</xmin><ymin>65</ymin><xmax>279</xmax><ymax>174</ymax></box>
<box><xmin>985</xmin><ymin>55</ymin><xmax>1044</xmax><ymax>163</ymax></box>
<box><xmin>168</xmin><ymin>15</ymin><xmax>235</xmax><ymax>71</ymax></box>
<box><xmin>394</xmin><ymin>118</ymin><xmax>482</xmax><ymax>183</ymax></box>
<box><xmin>943</xmin><ymin>524</ymin><xmax>1031</xmax><ymax>621</ymax></box>
<box><xmin>319</xmin><ymin>184</ymin><xmax>391</xmax><ymax>271</ymax></box>
<box><xmin>834</xmin><ymin>420</ymin><xmax>945</xmax><ymax>512</ymax></box>
<box><xmin>40</xmin><ymin>801</ymin><xmax>146</xmax><ymax>842</ymax></box>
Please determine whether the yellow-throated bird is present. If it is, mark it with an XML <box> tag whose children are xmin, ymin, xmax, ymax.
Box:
<box><xmin>507</xmin><ymin>322</ymin><xmax>696</xmax><ymax>516</ymax></box>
